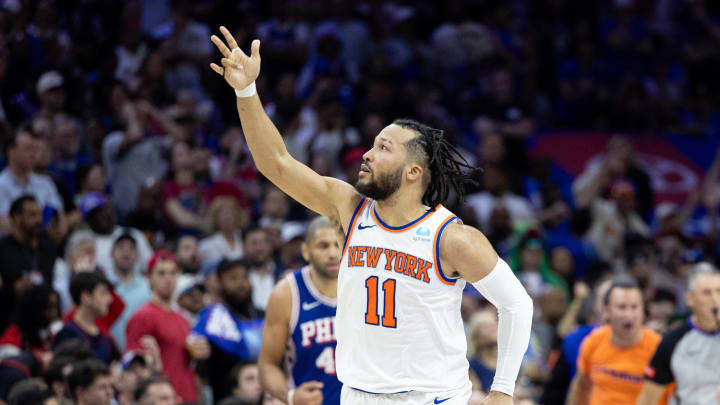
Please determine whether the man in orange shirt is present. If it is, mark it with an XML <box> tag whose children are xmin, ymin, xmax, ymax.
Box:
<box><xmin>566</xmin><ymin>277</ymin><xmax>660</xmax><ymax>405</ymax></box>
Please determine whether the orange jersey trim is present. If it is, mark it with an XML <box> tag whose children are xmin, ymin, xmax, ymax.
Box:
<box><xmin>342</xmin><ymin>197</ymin><xmax>369</xmax><ymax>260</ymax></box>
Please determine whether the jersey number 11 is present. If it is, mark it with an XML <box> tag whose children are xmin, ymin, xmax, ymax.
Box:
<box><xmin>365</xmin><ymin>276</ymin><xmax>397</xmax><ymax>328</ymax></box>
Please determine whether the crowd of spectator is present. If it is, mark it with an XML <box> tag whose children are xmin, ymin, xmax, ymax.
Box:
<box><xmin>1</xmin><ymin>0</ymin><xmax>720</xmax><ymax>404</ymax></box>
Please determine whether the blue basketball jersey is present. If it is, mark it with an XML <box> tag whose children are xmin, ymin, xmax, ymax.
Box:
<box><xmin>286</xmin><ymin>267</ymin><xmax>341</xmax><ymax>405</ymax></box>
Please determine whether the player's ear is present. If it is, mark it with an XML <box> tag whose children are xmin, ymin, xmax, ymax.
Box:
<box><xmin>684</xmin><ymin>290</ymin><xmax>693</xmax><ymax>308</ymax></box>
<box><xmin>406</xmin><ymin>164</ymin><xmax>423</xmax><ymax>183</ymax></box>
<box><xmin>301</xmin><ymin>242</ymin><xmax>310</xmax><ymax>262</ymax></box>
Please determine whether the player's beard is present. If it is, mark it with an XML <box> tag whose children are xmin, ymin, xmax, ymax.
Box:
<box><xmin>354</xmin><ymin>165</ymin><xmax>403</xmax><ymax>201</ymax></box>
<box><xmin>308</xmin><ymin>252</ymin><xmax>338</xmax><ymax>280</ymax></box>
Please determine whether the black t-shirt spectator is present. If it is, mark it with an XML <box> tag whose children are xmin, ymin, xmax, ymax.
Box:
<box><xmin>0</xmin><ymin>235</ymin><xmax>57</xmax><ymax>333</ymax></box>
<box><xmin>52</xmin><ymin>321</ymin><xmax>120</xmax><ymax>365</ymax></box>
<box><xmin>197</xmin><ymin>305</ymin><xmax>265</xmax><ymax>401</ymax></box>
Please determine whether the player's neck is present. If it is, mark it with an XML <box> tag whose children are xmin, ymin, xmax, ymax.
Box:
<box><xmin>374</xmin><ymin>197</ymin><xmax>427</xmax><ymax>227</ymax></box>
<box><xmin>309</xmin><ymin>268</ymin><xmax>337</xmax><ymax>299</ymax></box>
<box><xmin>692</xmin><ymin>314</ymin><xmax>720</xmax><ymax>332</ymax></box>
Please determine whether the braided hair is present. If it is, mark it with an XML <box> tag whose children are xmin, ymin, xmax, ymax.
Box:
<box><xmin>394</xmin><ymin>118</ymin><xmax>480</xmax><ymax>208</ymax></box>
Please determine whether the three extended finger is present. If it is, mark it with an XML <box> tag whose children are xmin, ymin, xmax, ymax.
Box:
<box><xmin>220</xmin><ymin>26</ymin><xmax>240</xmax><ymax>52</ymax></box>
<box><xmin>210</xmin><ymin>35</ymin><xmax>231</xmax><ymax>57</ymax></box>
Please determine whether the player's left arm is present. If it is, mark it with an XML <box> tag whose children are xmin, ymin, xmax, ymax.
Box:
<box><xmin>441</xmin><ymin>223</ymin><xmax>533</xmax><ymax>401</ymax></box>
<box><xmin>258</xmin><ymin>279</ymin><xmax>294</xmax><ymax>402</ymax></box>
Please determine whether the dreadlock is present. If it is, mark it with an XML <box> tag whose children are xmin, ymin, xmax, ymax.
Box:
<box><xmin>394</xmin><ymin>118</ymin><xmax>481</xmax><ymax>208</ymax></box>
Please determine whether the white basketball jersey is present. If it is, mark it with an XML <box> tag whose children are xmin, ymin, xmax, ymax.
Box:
<box><xmin>335</xmin><ymin>197</ymin><xmax>469</xmax><ymax>393</ymax></box>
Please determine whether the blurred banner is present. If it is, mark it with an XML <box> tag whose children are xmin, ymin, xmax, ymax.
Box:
<box><xmin>530</xmin><ymin>132</ymin><xmax>720</xmax><ymax>204</ymax></box>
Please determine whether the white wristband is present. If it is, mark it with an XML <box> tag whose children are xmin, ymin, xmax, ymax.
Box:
<box><xmin>287</xmin><ymin>389</ymin><xmax>295</xmax><ymax>405</ymax></box>
<box><xmin>235</xmin><ymin>81</ymin><xmax>256</xmax><ymax>98</ymax></box>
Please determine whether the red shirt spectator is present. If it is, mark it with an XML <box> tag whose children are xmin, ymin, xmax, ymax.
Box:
<box><xmin>125</xmin><ymin>251</ymin><xmax>210</xmax><ymax>403</ymax></box>
<box><xmin>126</xmin><ymin>301</ymin><xmax>195</xmax><ymax>402</ymax></box>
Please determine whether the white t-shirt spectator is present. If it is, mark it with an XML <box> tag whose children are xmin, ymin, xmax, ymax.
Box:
<box><xmin>198</xmin><ymin>232</ymin><xmax>243</xmax><ymax>268</ymax></box>
<box><xmin>67</xmin><ymin>226</ymin><xmax>154</xmax><ymax>277</ymax></box>
<box><xmin>0</xmin><ymin>169</ymin><xmax>64</xmax><ymax>215</ymax></box>
<box><xmin>249</xmin><ymin>265</ymin><xmax>276</xmax><ymax>311</ymax></box>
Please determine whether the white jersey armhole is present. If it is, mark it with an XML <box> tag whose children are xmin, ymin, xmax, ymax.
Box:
<box><xmin>287</xmin><ymin>273</ymin><xmax>300</xmax><ymax>333</ymax></box>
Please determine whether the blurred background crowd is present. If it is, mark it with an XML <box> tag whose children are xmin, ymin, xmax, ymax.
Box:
<box><xmin>1</xmin><ymin>0</ymin><xmax>720</xmax><ymax>404</ymax></box>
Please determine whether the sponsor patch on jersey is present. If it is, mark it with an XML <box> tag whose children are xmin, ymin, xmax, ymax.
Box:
<box><xmin>413</xmin><ymin>226</ymin><xmax>432</xmax><ymax>242</ymax></box>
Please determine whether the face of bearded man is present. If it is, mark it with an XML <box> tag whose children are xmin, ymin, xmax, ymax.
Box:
<box><xmin>219</xmin><ymin>265</ymin><xmax>253</xmax><ymax>314</ymax></box>
<box><xmin>354</xmin><ymin>163</ymin><xmax>403</xmax><ymax>201</ymax></box>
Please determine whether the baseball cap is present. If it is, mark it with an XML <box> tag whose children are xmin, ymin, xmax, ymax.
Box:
<box><xmin>113</xmin><ymin>232</ymin><xmax>136</xmax><ymax>247</ymax></box>
<box><xmin>172</xmin><ymin>274</ymin><xmax>204</xmax><ymax>303</ymax></box>
<box><xmin>147</xmin><ymin>250</ymin><xmax>176</xmax><ymax>275</ymax></box>
<box><xmin>79</xmin><ymin>192</ymin><xmax>106</xmax><ymax>218</ymax></box>
<box><xmin>36</xmin><ymin>70</ymin><xmax>64</xmax><ymax>95</ymax></box>
<box><xmin>281</xmin><ymin>221</ymin><xmax>306</xmax><ymax>244</ymax></box>
<box><xmin>120</xmin><ymin>351</ymin><xmax>146</xmax><ymax>371</ymax></box>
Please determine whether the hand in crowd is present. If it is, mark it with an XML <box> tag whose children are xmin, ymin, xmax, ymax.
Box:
<box><xmin>291</xmin><ymin>381</ymin><xmax>324</xmax><ymax>405</ymax></box>
<box><xmin>71</xmin><ymin>255</ymin><xmax>96</xmax><ymax>273</ymax></box>
<box><xmin>140</xmin><ymin>335</ymin><xmax>163</xmax><ymax>371</ymax></box>
<box><xmin>187</xmin><ymin>335</ymin><xmax>211</xmax><ymax>359</ymax></box>
<box><xmin>573</xmin><ymin>282</ymin><xmax>590</xmax><ymax>301</ymax></box>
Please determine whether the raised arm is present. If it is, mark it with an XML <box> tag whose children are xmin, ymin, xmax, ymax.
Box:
<box><xmin>209</xmin><ymin>27</ymin><xmax>360</xmax><ymax>229</ymax></box>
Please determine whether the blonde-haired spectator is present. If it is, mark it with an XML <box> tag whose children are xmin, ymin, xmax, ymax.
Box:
<box><xmin>53</xmin><ymin>230</ymin><xmax>98</xmax><ymax>313</ymax></box>
<box><xmin>467</xmin><ymin>308</ymin><xmax>498</xmax><ymax>395</ymax></box>
<box><xmin>198</xmin><ymin>196</ymin><xmax>248</xmax><ymax>267</ymax></box>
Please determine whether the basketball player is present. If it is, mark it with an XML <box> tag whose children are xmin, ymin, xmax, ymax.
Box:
<box><xmin>210</xmin><ymin>27</ymin><xmax>533</xmax><ymax>405</ymax></box>
<box><xmin>259</xmin><ymin>216</ymin><xmax>343</xmax><ymax>405</ymax></box>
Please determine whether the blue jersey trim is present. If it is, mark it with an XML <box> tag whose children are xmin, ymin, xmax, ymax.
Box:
<box><xmin>372</xmin><ymin>203</ymin><xmax>435</xmax><ymax>231</ymax></box>
<box><xmin>434</xmin><ymin>216</ymin><xmax>458</xmax><ymax>285</ymax></box>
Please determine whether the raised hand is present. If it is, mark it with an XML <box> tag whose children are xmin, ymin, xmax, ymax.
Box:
<box><xmin>573</xmin><ymin>281</ymin><xmax>590</xmax><ymax>301</ymax></box>
<box><xmin>210</xmin><ymin>26</ymin><xmax>261</xmax><ymax>91</ymax></box>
